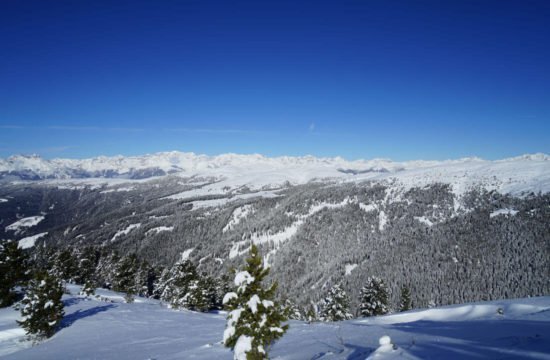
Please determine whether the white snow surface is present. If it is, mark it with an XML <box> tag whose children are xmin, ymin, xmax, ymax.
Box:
<box><xmin>234</xmin><ymin>335</ymin><xmax>253</xmax><ymax>360</ymax></box>
<box><xmin>490</xmin><ymin>208</ymin><xmax>519</xmax><ymax>218</ymax></box>
<box><xmin>17</xmin><ymin>232</ymin><xmax>48</xmax><ymax>249</ymax></box>
<box><xmin>345</xmin><ymin>264</ymin><xmax>358</xmax><ymax>276</ymax></box>
<box><xmin>5</xmin><ymin>216</ymin><xmax>45</xmax><ymax>233</ymax></box>
<box><xmin>145</xmin><ymin>226</ymin><xmax>174</xmax><ymax>235</ymax></box>
<box><xmin>223</xmin><ymin>205</ymin><xmax>254</xmax><ymax>233</ymax></box>
<box><xmin>3</xmin><ymin>152</ymin><xmax>550</xmax><ymax>199</ymax></box>
<box><xmin>0</xmin><ymin>198</ymin><xmax>8</xmax><ymax>203</ymax></box>
<box><xmin>110</xmin><ymin>223</ymin><xmax>141</xmax><ymax>242</ymax></box>
<box><xmin>0</xmin><ymin>285</ymin><xmax>549</xmax><ymax>359</ymax></box>
<box><xmin>180</xmin><ymin>248</ymin><xmax>194</xmax><ymax>261</ymax></box>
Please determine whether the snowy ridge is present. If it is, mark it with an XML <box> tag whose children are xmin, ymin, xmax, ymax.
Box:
<box><xmin>1</xmin><ymin>152</ymin><xmax>549</xmax><ymax>198</ymax></box>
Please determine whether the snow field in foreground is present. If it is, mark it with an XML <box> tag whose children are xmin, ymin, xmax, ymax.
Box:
<box><xmin>0</xmin><ymin>285</ymin><xmax>549</xmax><ymax>359</ymax></box>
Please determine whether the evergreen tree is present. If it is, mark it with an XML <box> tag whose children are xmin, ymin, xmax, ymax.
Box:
<box><xmin>51</xmin><ymin>249</ymin><xmax>79</xmax><ymax>282</ymax></box>
<box><xmin>155</xmin><ymin>259</ymin><xmax>199</xmax><ymax>309</ymax></box>
<box><xmin>76</xmin><ymin>246</ymin><xmax>99</xmax><ymax>285</ymax></box>
<box><xmin>359</xmin><ymin>276</ymin><xmax>390</xmax><ymax>317</ymax></box>
<box><xmin>305</xmin><ymin>304</ymin><xmax>317</xmax><ymax>323</ymax></box>
<box><xmin>80</xmin><ymin>280</ymin><xmax>96</xmax><ymax>297</ymax></box>
<box><xmin>0</xmin><ymin>239</ymin><xmax>28</xmax><ymax>307</ymax></box>
<box><xmin>319</xmin><ymin>284</ymin><xmax>353</xmax><ymax>321</ymax></box>
<box><xmin>399</xmin><ymin>285</ymin><xmax>412</xmax><ymax>312</ymax></box>
<box><xmin>283</xmin><ymin>299</ymin><xmax>303</xmax><ymax>320</ymax></box>
<box><xmin>213</xmin><ymin>274</ymin><xmax>233</xmax><ymax>310</ymax></box>
<box><xmin>113</xmin><ymin>254</ymin><xmax>140</xmax><ymax>301</ymax></box>
<box><xmin>223</xmin><ymin>245</ymin><xmax>288</xmax><ymax>359</ymax></box>
<box><xmin>18</xmin><ymin>272</ymin><xmax>64</xmax><ymax>339</ymax></box>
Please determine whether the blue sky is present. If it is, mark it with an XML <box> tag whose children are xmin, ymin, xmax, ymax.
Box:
<box><xmin>1</xmin><ymin>0</ymin><xmax>549</xmax><ymax>160</ymax></box>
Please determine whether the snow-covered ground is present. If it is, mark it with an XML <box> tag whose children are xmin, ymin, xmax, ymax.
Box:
<box><xmin>5</xmin><ymin>216</ymin><xmax>45</xmax><ymax>234</ymax></box>
<box><xmin>1</xmin><ymin>285</ymin><xmax>548</xmax><ymax>359</ymax></box>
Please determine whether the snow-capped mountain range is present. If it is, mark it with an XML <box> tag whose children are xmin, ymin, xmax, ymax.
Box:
<box><xmin>1</xmin><ymin>152</ymin><xmax>549</xmax><ymax>196</ymax></box>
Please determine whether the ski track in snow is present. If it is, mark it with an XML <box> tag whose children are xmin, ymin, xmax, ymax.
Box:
<box><xmin>0</xmin><ymin>285</ymin><xmax>549</xmax><ymax>359</ymax></box>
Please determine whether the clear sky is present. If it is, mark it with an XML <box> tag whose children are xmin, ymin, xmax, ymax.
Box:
<box><xmin>1</xmin><ymin>0</ymin><xmax>549</xmax><ymax>160</ymax></box>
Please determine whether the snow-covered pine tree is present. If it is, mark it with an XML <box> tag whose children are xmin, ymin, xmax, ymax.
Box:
<box><xmin>213</xmin><ymin>274</ymin><xmax>232</xmax><ymax>310</ymax></box>
<box><xmin>17</xmin><ymin>272</ymin><xmax>64</xmax><ymax>339</ymax></box>
<box><xmin>155</xmin><ymin>258</ymin><xmax>199</xmax><ymax>309</ymax></box>
<box><xmin>319</xmin><ymin>284</ymin><xmax>353</xmax><ymax>321</ymax></box>
<box><xmin>283</xmin><ymin>299</ymin><xmax>303</xmax><ymax>320</ymax></box>
<box><xmin>305</xmin><ymin>304</ymin><xmax>317</xmax><ymax>323</ymax></box>
<box><xmin>0</xmin><ymin>239</ymin><xmax>28</xmax><ymax>307</ymax></box>
<box><xmin>399</xmin><ymin>285</ymin><xmax>412</xmax><ymax>312</ymax></box>
<box><xmin>223</xmin><ymin>244</ymin><xmax>288</xmax><ymax>359</ymax></box>
<box><xmin>75</xmin><ymin>246</ymin><xmax>99</xmax><ymax>285</ymax></box>
<box><xmin>359</xmin><ymin>276</ymin><xmax>390</xmax><ymax>317</ymax></box>
<box><xmin>51</xmin><ymin>249</ymin><xmax>78</xmax><ymax>282</ymax></box>
<box><xmin>113</xmin><ymin>254</ymin><xmax>140</xmax><ymax>302</ymax></box>
<box><xmin>80</xmin><ymin>279</ymin><xmax>95</xmax><ymax>297</ymax></box>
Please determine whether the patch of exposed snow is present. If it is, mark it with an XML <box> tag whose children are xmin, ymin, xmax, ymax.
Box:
<box><xmin>247</xmin><ymin>295</ymin><xmax>261</xmax><ymax>314</ymax></box>
<box><xmin>345</xmin><ymin>264</ymin><xmax>358</xmax><ymax>276</ymax></box>
<box><xmin>111</xmin><ymin>223</ymin><xmax>141</xmax><ymax>242</ymax></box>
<box><xmin>223</xmin><ymin>205</ymin><xmax>254</xmax><ymax>233</ymax></box>
<box><xmin>378</xmin><ymin>210</ymin><xmax>387</xmax><ymax>231</ymax></box>
<box><xmin>359</xmin><ymin>203</ymin><xmax>377</xmax><ymax>212</ymax></box>
<box><xmin>234</xmin><ymin>335</ymin><xmax>252</xmax><ymax>360</ymax></box>
<box><xmin>414</xmin><ymin>216</ymin><xmax>434</xmax><ymax>227</ymax></box>
<box><xmin>145</xmin><ymin>226</ymin><xmax>174</xmax><ymax>235</ymax></box>
<box><xmin>490</xmin><ymin>208</ymin><xmax>519</xmax><ymax>218</ymax></box>
<box><xmin>18</xmin><ymin>232</ymin><xmax>48</xmax><ymax>249</ymax></box>
<box><xmin>5</xmin><ymin>216</ymin><xmax>45</xmax><ymax>234</ymax></box>
<box><xmin>180</xmin><ymin>248</ymin><xmax>194</xmax><ymax>261</ymax></box>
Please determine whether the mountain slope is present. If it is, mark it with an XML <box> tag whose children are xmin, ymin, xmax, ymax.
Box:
<box><xmin>1</xmin><ymin>285</ymin><xmax>549</xmax><ymax>359</ymax></box>
<box><xmin>1</xmin><ymin>152</ymin><xmax>549</xmax><ymax>312</ymax></box>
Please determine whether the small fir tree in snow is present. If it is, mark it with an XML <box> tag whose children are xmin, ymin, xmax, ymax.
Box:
<box><xmin>155</xmin><ymin>258</ymin><xmax>199</xmax><ymax>309</ymax></box>
<box><xmin>0</xmin><ymin>239</ymin><xmax>28</xmax><ymax>307</ymax></box>
<box><xmin>18</xmin><ymin>272</ymin><xmax>64</xmax><ymax>339</ymax></box>
<box><xmin>75</xmin><ymin>246</ymin><xmax>99</xmax><ymax>285</ymax></box>
<box><xmin>223</xmin><ymin>245</ymin><xmax>288</xmax><ymax>359</ymax></box>
<box><xmin>399</xmin><ymin>285</ymin><xmax>412</xmax><ymax>312</ymax></box>
<box><xmin>80</xmin><ymin>280</ymin><xmax>96</xmax><ymax>297</ymax></box>
<box><xmin>359</xmin><ymin>276</ymin><xmax>389</xmax><ymax>317</ymax></box>
<box><xmin>319</xmin><ymin>284</ymin><xmax>353</xmax><ymax>321</ymax></box>
<box><xmin>51</xmin><ymin>249</ymin><xmax>78</xmax><ymax>282</ymax></box>
<box><xmin>113</xmin><ymin>254</ymin><xmax>139</xmax><ymax>301</ymax></box>
<box><xmin>283</xmin><ymin>299</ymin><xmax>303</xmax><ymax>321</ymax></box>
<box><xmin>305</xmin><ymin>304</ymin><xmax>317</xmax><ymax>323</ymax></box>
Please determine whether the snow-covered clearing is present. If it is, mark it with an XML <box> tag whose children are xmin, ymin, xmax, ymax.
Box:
<box><xmin>145</xmin><ymin>226</ymin><xmax>174</xmax><ymax>235</ymax></box>
<box><xmin>490</xmin><ymin>208</ymin><xmax>519</xmax><ymax>218</ymax></box>
<box><xmin>189</xmin><ymin>190</ymin><xmax>281</xmax><ymax>210</ymax></box>
<box><xmin>17</xmin><ymin>232</ymin><xmax>48</xmax><ymax>249</ymax></box>
<box><xmin>0</xmin><ymin>285</ymin><xmax>548</xmax><ymax>359</ymax></box>
<box><xmin>0</xmin><ymin>198</ymin><xmax>8</xmax><ymax>203</ymax></box>
<box><xmin>414</xmin><ymin>216</ymin><xmax>434</xmax><ymax>227</ymax></box>
<box><xmin>345</xmin><ymin>264</ymin><xmax>358</xmax><ymax>276</ymax></box>
<box><xmin>378</xmin><ymin>210</ymin><xmax>388</xmax><ymax>231</ymax></box>
<box><xmin>180</xmin><ymin>248</ymin><xmax>194</xmax><ymax>261</ymax></box>
<box><xmin>5</xmin><ymin>216</ymin><xmax>45</xmax><ymax>234</ymax></box>
<box><xmin>223</xmin><ymin>205</ymin><xmax>254</xmax><ymax>233</ymax></box>
<box><xmin>111</xmin><ymin>223</ymin><xmax>141</xmax><ymax>242</ymax></box>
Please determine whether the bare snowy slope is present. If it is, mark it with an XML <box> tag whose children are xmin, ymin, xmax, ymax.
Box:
<box><xmin>1</xmin><ymin>285</ymin><xmax>549</xmax><ymax>359</ymax></box>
